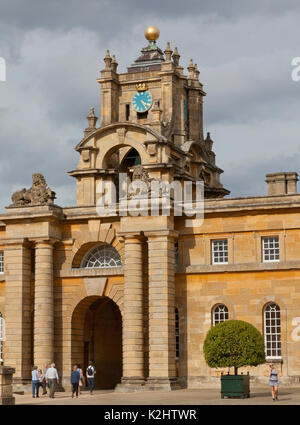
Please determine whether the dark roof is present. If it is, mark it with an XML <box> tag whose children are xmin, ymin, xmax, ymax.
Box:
<box><xmin>127</xmin><ymin>41</ymin><xmax>165</xmax><ymax>73</ymax></box>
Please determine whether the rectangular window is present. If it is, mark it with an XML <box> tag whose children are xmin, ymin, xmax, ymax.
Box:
<box><xmin>174</xmin><ymin>243</ymin><xmax>179</xmax><ymax>271</ymax></box>
<box><xmin>125</xmin><ymin>104</ymin><xmax>130</xmax><ymax>121</ymax></box>
<box><xmin>137</xmin><ymin>111</ymin><xmax>148</xmax><ymax>120</ymax></box>
<box><xmin>0</xmin><ymin>314</ymin><xmax>3</xmax><ymax>362</ymax></box>
<box><xmin>212</xmin><ymin>239</ymin><xmax>228</xmax><ymax>264</ymax></box>
<box><xmin>262</xmin><ymin>236</ymin><xmax>280</xmax><ymax>262</ymax></box>
<box><xmin>175</xmin><ymin>308</ymin><xmax>179</xmax><ymax>359</ymax></box>
<box><xmin>0</xmin><ymin>250</ymin><xmax>4</xmax><ymax>273</ymax></box>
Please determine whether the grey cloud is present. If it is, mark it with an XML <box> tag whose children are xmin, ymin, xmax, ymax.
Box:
<box><xmin>1</xmin><ymin>0</ymin><xmax>300</xmax><ymax>211</ymax></box>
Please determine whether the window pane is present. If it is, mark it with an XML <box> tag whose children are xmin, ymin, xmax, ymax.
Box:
<box><xmin>264</xmin><ymin>303</ymin><xmax>281</xmax><ymax>358</ymax></box>
<box><xmin>0</xmin><ymin>251</ymin><xmax>4</xmax><ymax>273</ymax></box>
<box><xmin>0</xmin><ymin>313</ymin><xmax>3</xmax><ymax>362</ymax></box>
<box><xmin>175</xmin><ymin>308</ymin><xmax>179</xmax><ymax>359</ymax></box>
<box><xmin>262</xmin><ymin>236</ymin><xmax>280</xmax><ymax>263</ymax></box>
<box><xmin>212</xmin><ymin>304</ymin><xmax>229</xmax><ymax>326</ymax></box>
<box><xmin>81</xmin><ymin>244</ymin><xmax>122</xmax><ymax>269</ymax></box>
<box><xmin>212</xmin><ymin>240</ymin><xmax>228</xmax><ymax>265</ymax></box>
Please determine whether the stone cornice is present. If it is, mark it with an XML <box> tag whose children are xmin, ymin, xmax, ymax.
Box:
<box><xmin>177</xmin><ymin>260</ymin><xmax>300</xmax><ymax>275</ymax></box>
<box><xmin>203</xmin><ymin>194</ymin><xmax>300</xmax><ymax>214</ymax></box>
<box><xmin>0</xmin><ymin>205</ymin><xmax>64</xmax><ymax>222</ymax></box>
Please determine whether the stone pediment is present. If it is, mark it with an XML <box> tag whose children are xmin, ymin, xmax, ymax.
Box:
<box><xmin>75</xmin><ymin>122</ymin><xmax>167</xmax><ymax>152</ymax></box>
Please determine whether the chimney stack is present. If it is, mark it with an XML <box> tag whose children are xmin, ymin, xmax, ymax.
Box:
<box><xmin>265</xmin><ymin>172</ymin><xmax>299</xmax><ymax>196</ymax></box>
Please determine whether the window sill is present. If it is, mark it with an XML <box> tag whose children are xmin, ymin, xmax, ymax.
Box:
<box><xmin>263</xmin><ymin>260</ymin><xmax>280</xmax><ymax>264</ymax></box>
<box><xmin>266</xmin><ymin>358</ymin><xmax>282</xmax><ymax>363</ymax></box>
<box><xmin>55</xmin><ymin>267</ymin><xmax>124</xmax><ymax>278</ymax></box>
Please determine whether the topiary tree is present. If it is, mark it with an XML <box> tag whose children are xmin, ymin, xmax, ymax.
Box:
<box><xmin>203</xmin><ymin>320</ymin><xmax>266</xmax><ymax>375</ymax></box>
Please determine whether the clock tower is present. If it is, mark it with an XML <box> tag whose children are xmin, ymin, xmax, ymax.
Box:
<box><xmin>69</xmin><ymin>26</ymin><xmax>230</xmax><ymax>205</ymax></box>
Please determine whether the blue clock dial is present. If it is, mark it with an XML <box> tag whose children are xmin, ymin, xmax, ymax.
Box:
<box><xmin>131</xmin><ymin>90</ymin><xmax>152</xmax><ymax>113</ymax></box>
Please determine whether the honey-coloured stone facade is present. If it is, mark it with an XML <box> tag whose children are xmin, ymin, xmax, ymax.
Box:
<box><xmin>0</xmin><ymin>29</ymin><xmax>300</xmax><ymax>391</ymax></box>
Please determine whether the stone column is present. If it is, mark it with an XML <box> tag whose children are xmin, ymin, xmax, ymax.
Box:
<box><xmin>4</xmin><ymin>240</ymin><xmax>31</xmax><ymax>384</ymax></box>
<box><xmin>145</xmin><ymin>230</ymin><xmax>178</xmax><ymax>390</ymax></box>
<box><xmin>34</xmin><ymin>240</ymin><xmax>54</xmax><ymax>367</ymax></box>
<box><xmin>0</xmin><ymin>366</ymin><xmax>15</xmax><ymax>405</ymax></box>
<box><xmin>116</xmin><ymin>233</ymin><xmax>145</xmax><ymax>391</ymax></box>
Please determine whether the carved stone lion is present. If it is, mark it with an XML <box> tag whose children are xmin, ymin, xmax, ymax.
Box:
<box><xmin>11</xmin><ymin>188</ymin><xmax>31</xmax><ymax>206</ymax></box>
<box><xmin>10</xmin><ymin>173</ymin><xmax>56</xmax><ymax>207</ymax></box>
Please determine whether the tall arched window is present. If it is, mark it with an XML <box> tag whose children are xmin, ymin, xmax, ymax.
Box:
<box><xmin>212</xmin><ymin>304</ymin><xmax>229</xmax><ymax>326</ymax></box>
<box><xmin>0</xmin><ymin>313</ymin><xmax>4</xmax><ymax>362</ymax></box>
<box><xmin>0</xmin><ymin>250</ymin><xmax>4</xmax><ymax>273</ymax></box>
<box><xmin>175</xmin><ymin>307</ymin><xmax>179</xmax><ymax>359</ymax></box>
<box><xmin>264</xmin><ymin>303</ymin><xmax>281</xmax><ymax>359</ymax></box>
<box><xmin>174</xmin><ymin>243</ymin><xmax>179</xmax><ymax>270</ymax></box>
<box><xmin>81</xmin><ymin>244</ymin><xmax>122</xmax><ymax>269</ymax></box>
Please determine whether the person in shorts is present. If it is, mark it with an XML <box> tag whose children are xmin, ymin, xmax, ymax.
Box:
<box><xmin>269</xmin><ymin>363</ymin><xmax>280</xmax><ymax>401</ymax></box>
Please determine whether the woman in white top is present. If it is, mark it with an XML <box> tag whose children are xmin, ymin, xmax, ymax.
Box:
<box><xmin>77</xmin><ymin>364</ymin><xmax>85</xmax><ymax>394</ymax></box>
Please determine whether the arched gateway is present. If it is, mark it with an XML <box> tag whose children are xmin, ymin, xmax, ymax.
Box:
<box><xmin>71</xmin><ymin>296</ymin><xmax>122</xmax><ymax>389</ymax></box>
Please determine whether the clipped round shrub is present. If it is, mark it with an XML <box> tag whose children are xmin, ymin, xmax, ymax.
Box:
<box><xmin>203</xmin><ymin>320</ymin><xmax>265</xmax><ymax>373</ymax></box>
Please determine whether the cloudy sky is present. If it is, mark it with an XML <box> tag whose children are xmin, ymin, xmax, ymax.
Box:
<box><xmin>0</xmin><ymin>0</ymin><xmax>300</xmax><ymax>210</ymax></box>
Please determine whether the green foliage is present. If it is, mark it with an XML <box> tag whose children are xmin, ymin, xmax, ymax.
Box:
<box><xmin>203</xmin><ymin>320</ymin><xmax>265</xmax><ymax>371</ymax></box>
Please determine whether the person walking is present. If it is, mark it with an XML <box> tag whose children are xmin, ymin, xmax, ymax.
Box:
<box><xmin>31</xmin><ymin>366</ymin><xmax>40</xmax><ymax>399</ymax></box>
<box><xmin>77</xmin><ymin>364</ymin><xmax>84</xmax><ymax>394</ymax></box>
<box><xmin>43</xmin><ymin>364</ymin><xmax>49</xmax><ymax>393</ymax></box>
<box><xmin>86</xmin><ymin>361</ymin><xmax>96</xmax><ymax>395</ymax></box>
<box><xmin>38</xmin><ymin>368</ymin><xmax>47</xmax><ymax>395</ymax></box>
<box><xmin>45</xmin><ymin>363</ymin><xmax>59</xmax><ymax>399</ymax></box>
<box><xmin>269</xmin><ymin>363</ymin><xmax>280</xmax><ymax>401</ymax></box>
<box><xmin>70</xmin><ymin>365</ymin><xmax>80</xmax><ymax>398</ymax></box>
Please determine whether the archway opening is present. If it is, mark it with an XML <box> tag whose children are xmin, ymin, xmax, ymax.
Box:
<box><xmin>120</xmin><ymin>148</ymin><xmax>141</xmax><ymax>172</ymax></box>
<box><xmin>72</xmin><ymin>296</ymin><xmax>122</xmax><ymax>389</ymax></box>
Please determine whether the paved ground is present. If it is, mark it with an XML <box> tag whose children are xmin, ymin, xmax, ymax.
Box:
<box><xmin>14</xmin><ymin>386</ymin><xmax>300</xmax><ymax>405</ymax></box>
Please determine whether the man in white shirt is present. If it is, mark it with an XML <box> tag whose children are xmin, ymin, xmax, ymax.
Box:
<box><xmin>86</xmin><ymin>361</ymin><xmax>96</xmax><ymax>395</ymax></box>
<box><xmin>45</xmin><ymin>363</ymin><xmax>59</xmax><ymax>398</ymax></box>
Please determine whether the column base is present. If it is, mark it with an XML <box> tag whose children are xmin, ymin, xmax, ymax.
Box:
<box><xmin>0</xmin><ymin>366</ymin><xmax>16</xmax><ymax>404</ymax></box>
<box><xmin>145</xmin><ymin>377</ymin><xmax>181</xmax><ymax>391</ymax></box>
<box><xmin>0</xmin><ymin>396</ymin><xmax>15</xmax><ymax>405</ymax></box>
<box><xmin>12</xmin><ymin>377</ymin><xmax>31</xmax><ymax>394</ymax></box>
<box><xmin>114</xmin><ymin>377</ymin><xmax>146</xmax><ymax>392</ymax></box>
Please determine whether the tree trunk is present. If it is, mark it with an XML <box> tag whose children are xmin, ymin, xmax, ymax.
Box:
<box><xmin>234</xmin><ymin>366</ymin><xmax>238</xmax><ymax>375</ymax></box>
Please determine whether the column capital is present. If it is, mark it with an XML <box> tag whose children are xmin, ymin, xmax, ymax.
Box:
<box><xmin>144</xmin><ymin>230</ymin><xmax>179</xmax><ymax>240</ymax></box>
<box><xmin>32</xmin><ymin>237</ymin><xmax>59</xmax><ymax>246</ymax></box>
<box><xmin>117</xmin><ymin>231</ymin><xmax>145</xmax><ymax>243</ymax></box>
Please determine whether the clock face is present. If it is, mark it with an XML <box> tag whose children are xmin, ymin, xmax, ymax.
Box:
<box><xmin>131</xmin><ymin>90</ymin><xmax>152</xmax><ymax>113</ymax></box>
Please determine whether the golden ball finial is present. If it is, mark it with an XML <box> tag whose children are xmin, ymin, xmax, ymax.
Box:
<box><xmin>144</xmin><ymin>26</ymin><xmax>160</xmax><ymax>42</ymax></box>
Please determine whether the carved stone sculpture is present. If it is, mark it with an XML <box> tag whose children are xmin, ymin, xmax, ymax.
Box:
<box><xmin>10</xmin><ymin>173</ymin><xmax>56</xmax><ymax>207</ymax></box>
<box><xmin>128</xmin><ymin>165</ymin><xmax>151</xmax><ymax>198</ymax></box>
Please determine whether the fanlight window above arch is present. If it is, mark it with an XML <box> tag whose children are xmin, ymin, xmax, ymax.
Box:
<box><xmin>81</xmin><ymin>244</ymin><xmax>122</xmax><ymax>269</ymax></box>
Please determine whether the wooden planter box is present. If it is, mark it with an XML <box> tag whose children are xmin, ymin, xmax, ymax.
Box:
<box><xmin>221</xmin><ymin>373</ymin><xmax>250</xmax><ymax>399</ymax></box>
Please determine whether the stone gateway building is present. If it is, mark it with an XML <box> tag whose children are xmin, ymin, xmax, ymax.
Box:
<box><xmin>1</xmin><ymin>27</ymin><xmax>300</xmax><ymax>391</ymax></box>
